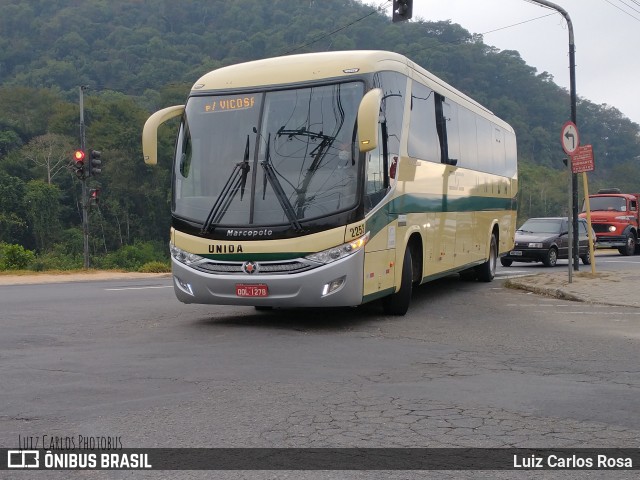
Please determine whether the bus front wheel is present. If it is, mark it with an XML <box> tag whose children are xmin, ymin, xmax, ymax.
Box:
<box><xmin>382</xmin><ymin>248</ymin><xmax>413</xmax><ymax>316</ymax></box>
<box><xmin>476</xmin><ymin>233</ymin><xmax>497</xmax><ymax>282</ymax></box>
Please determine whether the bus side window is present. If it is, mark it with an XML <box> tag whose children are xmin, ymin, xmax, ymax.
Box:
<box><xmin>443</xmin><ymin>99</ymin><xmax>459</xmax><ymax>166</ymax></box>
<box><xmin>408</xmin><ymin>81</ymin><xmax>440</xmax><ymax>163</ymax></box>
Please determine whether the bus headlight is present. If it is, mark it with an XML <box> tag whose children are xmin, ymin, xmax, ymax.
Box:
<box><xmin>305</xmin><ymin>232</ymin><xmax>369</xmax><ymax>265</ymax></box>
<box><xmin>170</xmin><ymin>243</ymin><xmax>205</xmax><ymax>265</ymax></box>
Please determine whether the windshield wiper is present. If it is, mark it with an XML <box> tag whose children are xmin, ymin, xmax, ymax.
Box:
<box><xmin>261</xmin><ymin>133</ymin><xmax>302</xmax><ymax>232</ymax></box>
<box><xmin>201</xmin><ymin>136</ymin><xmax>251</xmax><ymax>234</ymax></box>
<box><xmin>276</xmin><ymin>126</ymin><xmax>338</xmax><ymax>216</ymax></box>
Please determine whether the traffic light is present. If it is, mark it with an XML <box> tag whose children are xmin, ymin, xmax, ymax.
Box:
<box><xmin>392</xmin><ymin>0</ymin><xmax>413</xmax><ymax>23</ymax></box>
<box><xmin>89</xmin><ymin>188</ymin><xmax>100</xmax><ymax>206</ymax></box>
<box><xmin>88</xmin><ymin>149</ymin><xmax>102</xmax><ymax>177</ymax></box>
<box><xmin>73</xmin><ymin>149</ymin><xmax>86</xmax><ymax>178</ymax></box>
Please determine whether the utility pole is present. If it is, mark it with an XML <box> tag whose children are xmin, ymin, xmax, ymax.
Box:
<box><xmin>79</xmin><ymin>86</ymin><xmax>90</xmax><ymax>269</ymax></box>
<box><xmin>527</xmin><ymin>0</ymin><xmax>579</xmax><ymax>272</ymax></box>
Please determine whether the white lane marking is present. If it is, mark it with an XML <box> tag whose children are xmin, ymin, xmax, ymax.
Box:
<box><xmin>597</xmin><ymin>259</ymin><xmax>640</xmax><ymax>263</ymax></box>
<box><xmin>105</xmin><ymin>285</ymin><xmax>173</xmax><ymax>291</ymax></box>
<box><xmin>534</xmin><ymin>310</ymin><xmax>640</xmax><ymax>315</ymax></box>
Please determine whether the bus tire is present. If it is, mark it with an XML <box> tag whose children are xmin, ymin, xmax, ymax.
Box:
<box><xmin>382</xmin><ymin>248</ymin><xmax>413</xmax><ymax>316</ymax></box>
<box><xmin>476</xmin><ymin>233</ymin><xmax>497</xmax><ymax>282</ymax></box>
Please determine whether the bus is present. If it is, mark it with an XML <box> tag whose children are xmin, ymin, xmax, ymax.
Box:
<box><xmin>142</xmin><ymin>50</ymin><xmax>517</xmax><ymax>315</ymax></box>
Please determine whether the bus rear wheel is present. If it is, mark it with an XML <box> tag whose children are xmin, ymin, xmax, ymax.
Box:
<box><xmin>382</xmin><ymin>248</ymin><xmax>413</xmax><ymax>316</ymax></box>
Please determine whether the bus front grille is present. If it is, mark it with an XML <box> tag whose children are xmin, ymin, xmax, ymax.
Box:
<box><xmin>191</xmin><ymin>259</ymin><xmax>317</xmax><ymax>275</ymax></box>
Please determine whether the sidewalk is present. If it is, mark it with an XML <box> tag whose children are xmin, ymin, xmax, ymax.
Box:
<box><xmin>505</xmin><ymin>268</ymin><xmax>640</xmax><ymax>308</ymax></box>
<box><xmin>0</xmin><ymin>271</ymin><xmax>170</xmax><ymax>286</ymax></box>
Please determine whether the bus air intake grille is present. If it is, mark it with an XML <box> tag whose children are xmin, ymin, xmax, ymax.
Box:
<box><xmin>192</xmin><ymin>260</ymin><xmax>317</xmax><ymax>275</ymax></box>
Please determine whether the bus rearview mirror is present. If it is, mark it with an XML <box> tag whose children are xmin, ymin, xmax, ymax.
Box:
<box><xmin>357</xmin><ymin>88</ymin><xmax>383</xmax><ymax>153</ymax></box>
<box><xmin>142</xmin><ymin>105</ymin><xmax>185</xmax><ymax>165</ymax></box>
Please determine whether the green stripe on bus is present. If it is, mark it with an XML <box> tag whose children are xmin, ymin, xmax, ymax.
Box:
<box><xmin>366</xmin><ymin>193</ymin><xmax>516</xmax><ymax>239</ymax></box>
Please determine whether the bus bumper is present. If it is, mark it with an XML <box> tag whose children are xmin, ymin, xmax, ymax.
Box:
<box><xmin>171</xmin><ymin>249</ymin><xmax>365</xmax><ymax>308</ymax></box>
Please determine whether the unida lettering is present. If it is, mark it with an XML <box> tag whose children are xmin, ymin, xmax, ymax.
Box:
<box><xmin>209</xmin><ymin>244</ymin><xmax>244</xmax><ymax>254</ymax></box>
<box><xmin>226</xmin><ymin>229</ymin><xmax>273</xmax><ymax>238</ymax></box>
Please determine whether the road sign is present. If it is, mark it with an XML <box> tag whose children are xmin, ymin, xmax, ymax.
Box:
<box><xmin>571</xmin><ymin>144</ymin><xmax>594</xmax><ymax>174</ymax></box>
<box><xmin>561</xmin><ymin>121</ymin><xmax>579</xmax><ymax>155</ymax></box>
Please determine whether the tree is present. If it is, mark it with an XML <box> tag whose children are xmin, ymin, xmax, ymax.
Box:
<box><xmin>0</xmin><ymin>172</ymin><xmax>27</xmax><ymax>244</ymax></box>
<box><xmin>25</xmin><ymin>180</ymin><xmax>62</xmax><ymax>252</ymax></box>
<box><xmin>21</xmin><ymin>133</ymin><xmax>75</xmax><ymax>184</ymax></box>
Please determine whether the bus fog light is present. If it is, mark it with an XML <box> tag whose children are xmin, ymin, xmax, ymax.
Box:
<box><xmin>175</xmin><ymin>276</ymin><xmax>194</xmax><ymax>296</ymax></box>
<box><xmin>322</xmin><ymin>276</ymin><xmax>346</xmax><ymax>296</ymax></box>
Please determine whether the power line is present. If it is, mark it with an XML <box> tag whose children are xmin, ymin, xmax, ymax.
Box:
<box><xmin>281</xmin><ymin>0</ymin><xmax>392</xmax><ymax>55</ymax></box>
<box><xmin>477</xmin><ymin>12</ymin><xmax>557</xmax><ymax>37</ymax></box>
<box><xmin>605</xmin><ymin>0</ymin><xmax>640</xmax><ymax>22</ymax></box>
<box><xmin>404</xmin><ymin>12</ymin><xmax>557</xmax><ymax>58</ymax></box>
<box><xmin>620</xmin><ymin>0</ymin><xmax>640</xmax><ymax>12</ymax></box>
<box><xmin>619</xmin><ymin>0</ymin><xmax>640</xmax><ymax>14</ymax></box>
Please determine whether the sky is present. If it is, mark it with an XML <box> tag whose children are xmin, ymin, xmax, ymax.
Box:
<box><xmin>384</xmin><ymin>0</ymin><xmax>640</xmax><ymax>125</ymax></box>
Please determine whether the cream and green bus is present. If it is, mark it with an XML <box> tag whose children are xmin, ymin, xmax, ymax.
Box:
<box><xmin>142</xmin><ymin>50</ymin><xmax>517</xmax><ymax>315</ymax></box>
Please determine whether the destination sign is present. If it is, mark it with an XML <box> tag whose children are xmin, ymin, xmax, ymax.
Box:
<box><xmin>204</xmin><ymin>96</ymin><xmax>256</xmax><ymax>113</ymax></box>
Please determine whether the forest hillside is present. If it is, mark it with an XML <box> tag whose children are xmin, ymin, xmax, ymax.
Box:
<box><xmin>1</xmin><ymin>0</ymin><xmax>639</xmax><ymax>269</ymax></box>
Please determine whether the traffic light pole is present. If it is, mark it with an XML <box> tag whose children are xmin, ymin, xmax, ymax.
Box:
<box><xmin>527</xmin><ymin>0</ymin><xmax>579</xmax><ymax>272</ymax></box>
<box><xmin>79</xmin><ymin>86</ymin><xmax>90</xmax><ymax>269</ymax></box>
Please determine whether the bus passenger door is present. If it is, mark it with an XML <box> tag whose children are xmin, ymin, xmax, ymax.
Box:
<box><xmin>363</xmin><ymin>121</ymin><xmax>396</xmax><ymax>297</ymax></box>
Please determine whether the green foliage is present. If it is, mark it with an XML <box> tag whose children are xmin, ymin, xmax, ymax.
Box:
<box><xmin>0</xmin><ymin>242</ymin><xmax>36</xmax><ymax>270</ymax></box>
<box><xmin>138</xmin><ymin>261</ymin><xmax>171</xmax><ymax>273</ymax></box>
<box><xmin>94</xmin><ymin>241</ymin><xmax>168</xmax><ymax>270</ymax></box>
<box><xmin>25</xmin><ymin>180</ymin><xmax>63</xmax><ymax>252</ymax></box>
<box><xmin>517</xmin><ymin>161</ymin><xmax>572</xmax><ymax>222</ymax></box>
<box><xmin>30</xmin><ymin>251</ymin><xmax>83</xmax><ymax>272</ymax></box>
<box><xmin>0</xmin><ymin>172</ymin><xmax>27</xmax><ymax>244</ymax></box>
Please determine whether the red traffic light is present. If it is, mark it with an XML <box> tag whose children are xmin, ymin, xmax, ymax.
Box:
<box><xmin>74</xmin><ymin>150</ymin><xmax>86</xmax><ymax>163</ymax></box>
<box><xmin>89</xmin><ymin>188</ymin><xmax>100</xmax><ymax>205</ymax></box>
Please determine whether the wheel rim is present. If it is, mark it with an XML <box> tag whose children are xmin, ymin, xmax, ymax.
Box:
<box><xmin>490</xmin><ymin>240</ymin><xmax>497</xmax><ymax>275</ymax></box>
<box><xmin>549</xmin><ymin>249</ymin><xmax>557</xmax><ymax>265</ymax></box>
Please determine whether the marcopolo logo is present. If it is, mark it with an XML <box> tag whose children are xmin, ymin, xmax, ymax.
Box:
<box><xmin>8</xmin><ymin>450</ymin><xmax>39</xmax><ymax>468</ymax></box>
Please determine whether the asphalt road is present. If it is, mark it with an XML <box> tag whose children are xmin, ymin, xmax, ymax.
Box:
<box><xmin>1</xmin><ymin>268</ymin><xmax>639</xmax><ymax>479</ymax></box>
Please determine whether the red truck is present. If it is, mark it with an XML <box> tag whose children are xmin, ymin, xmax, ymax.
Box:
<box><xmin>579</xmin><ymin>188</ymin><xmax>640</xmax><ymax>256</ymax></box>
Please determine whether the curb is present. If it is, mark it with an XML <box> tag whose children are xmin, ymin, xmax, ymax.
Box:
<box><xmin>504</xmin><ymin>278</ymin><xmax>585</xmax><ymax>303</ymax></box>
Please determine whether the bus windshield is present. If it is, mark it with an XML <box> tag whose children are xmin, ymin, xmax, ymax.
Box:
<box><xmin>173</xmin><ymin>82</ymin><xmax>364</xmax><ymax>230</ymax></box>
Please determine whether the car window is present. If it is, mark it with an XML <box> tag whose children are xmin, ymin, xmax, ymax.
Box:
<box><xmin>578</xmin><ymin>221</ymin><xmax>587</xmax><ymax>235</ymax></box>
<box><xmin>519</xmin><ymin>219</ymin><xmax>562</xmax><ymax>234</ymax></box>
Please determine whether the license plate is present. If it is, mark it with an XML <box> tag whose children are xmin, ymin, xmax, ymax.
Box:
<box><xmin>509</xmin><ymin>250</ymin><xmax>523</xmax><ymax>256</ymax></box>
<box><xmin>235</xmin><ymin>284</ymin><xmax>269</xmax><ymax>297</ymax></box>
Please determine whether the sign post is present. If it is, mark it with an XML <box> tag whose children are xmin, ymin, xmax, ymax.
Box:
<box><xmin>571</xmin><ymin>144</ymin><xmax>596</xmax><ymax>274</ymax></box>
<box><xmin>561</xmin><ymin>121</ymin><xmax>579</xmax><ymax>283</ymax></box>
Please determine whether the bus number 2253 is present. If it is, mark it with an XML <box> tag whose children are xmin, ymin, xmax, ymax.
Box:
<box><xmin>349</xmin><ymin>224</ymin><xmax>365</xmax><ymax>238</ymax></box>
